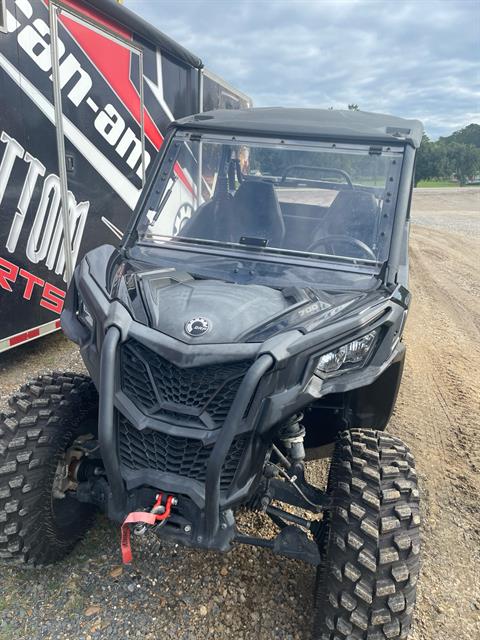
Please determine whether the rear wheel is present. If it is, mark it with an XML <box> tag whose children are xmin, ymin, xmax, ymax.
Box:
<box><xmin>313</xmin><ymin>429</ymin><xmax>420</xmax><ymax>639</ymax></box>
<box><xmin>0</xmin><ymin>372</ymin><xmax>98</xmax><ymax>566</ymax></box>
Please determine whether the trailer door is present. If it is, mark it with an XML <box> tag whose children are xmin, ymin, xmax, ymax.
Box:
<box><xmin>49</xmin><ymin>1</ymin><xmax>147</xmax><ymax>282</ymax></box>
<box><xmin>0</xmin><ymin>0</ymin><xmax>68</xmax><ymax>350</ymax></box>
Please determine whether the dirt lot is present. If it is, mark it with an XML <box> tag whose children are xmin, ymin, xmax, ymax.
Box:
<box><xmin>0</xmin><ymin>188</ymin><xmax>479</xmax><ymax>640</ymax></box>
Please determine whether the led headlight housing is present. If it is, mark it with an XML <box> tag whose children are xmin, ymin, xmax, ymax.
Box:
<box><xmin>316</xmin><ymin>329</ymin><xmax>378</xmax><ymax>378</ymax></box>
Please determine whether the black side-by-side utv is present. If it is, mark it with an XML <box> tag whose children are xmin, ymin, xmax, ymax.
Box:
<box><xmin>0</xmin><ymin>108</ymin><xmax>422</xmax><ymax>639</ymax></box>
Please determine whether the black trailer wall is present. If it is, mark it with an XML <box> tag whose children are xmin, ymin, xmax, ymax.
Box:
<box><xmin>0</xmin><ymin>0</ymin><xmax>249</xmax><ymax>351</ymax></box>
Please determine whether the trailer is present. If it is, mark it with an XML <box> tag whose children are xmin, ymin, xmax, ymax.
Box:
<box><xmin>0</xmin><ymin>0</ymin><xmax>250</xmax><ymax>352</ymax></box>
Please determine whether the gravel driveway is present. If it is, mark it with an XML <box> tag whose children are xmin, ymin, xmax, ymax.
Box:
<box><xmin>0</xmin><ymin>188</ymin><xmax>479</xmax><ymax>640</ymax></box>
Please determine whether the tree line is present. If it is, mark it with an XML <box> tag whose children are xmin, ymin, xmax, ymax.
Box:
<box><xmin>345</xmin><ymin>107</ymin><xmax>479</xmax><ymax>186</ymax></box>
<box><xmin>415</xmin><ymin>124</ymin><xmax>480</xmax><ymax>185</ymax></box>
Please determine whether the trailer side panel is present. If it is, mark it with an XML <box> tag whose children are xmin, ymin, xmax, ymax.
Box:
<box><xmin>0</xmin><ymin>0</ymin><xmax>198</xmax><ymax>350</ymax></box>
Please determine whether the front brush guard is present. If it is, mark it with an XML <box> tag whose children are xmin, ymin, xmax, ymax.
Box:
<box><xmin>93</xmin><ymin>326</ymin><xmax>331</xmax><ymax>565</ymax></box>
<box><xmin>97</xmin><ymin>326</ymin><xmax>274</xmax><ymax>537</ymax></box>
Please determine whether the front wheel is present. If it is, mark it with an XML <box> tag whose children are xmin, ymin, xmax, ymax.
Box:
<box><xmin>0</xmin><ymin>372</ymin><xmax>99</xmax><ymax>566</ymax></box>
<box><xmin>313</xmin><ymin>429</ymin><xmax>420</xmax><ymax>639</ymax></box>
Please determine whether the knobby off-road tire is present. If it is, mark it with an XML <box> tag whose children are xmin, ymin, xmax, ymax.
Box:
<box><xmin>0</xmin><ymin>372</ymin><xmax>98</xmax><ymax>566</ymax></box>
<box><xmin>314</xmin><ymin>429</ymin><xmax>420</xmax><ymax>640</ymax></box>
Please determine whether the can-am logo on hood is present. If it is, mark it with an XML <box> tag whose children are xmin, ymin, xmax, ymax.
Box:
<box><xmin>184</xmin><ymin>317</ymin><xmax>211</xmax><ymax>337</ymax></box>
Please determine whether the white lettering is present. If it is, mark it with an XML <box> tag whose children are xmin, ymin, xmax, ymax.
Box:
<box><xmin>116</xmin><ymin>127</ymin><xmax>150</xmax><ymax>178</ymax></box>
<box><xmin>94</xmin><ymin>103</ymin><xmax>125</xmax><ymax>145</ymax></box>
<box><xmin>26</xmin><ymin>173</ymin><xmax>62</xmax><ymax>264</ymax></box>
<box><xmin>15</xmin><ymin>0</ymin><xmax>33</xmax><ymax>20</ymax></box>
<box><xmin>5</xmin><ymin>9</ymin><xmax>20</xmax><ymax>33</ymax></box>
<box><xmin>0</xmin><ymin>131</ymin><xmax>24</xmax><ymax>203</ymax></box>
<box><xmin>52</xmin><ymin>197</ymin><xmax>89</xmax><ymax>278</ymax></box>
<box><xmin>25</xmin><ymin>172</ymin><xmax>90</xmax><ymax>281</ymax></box>
<box><xmin>17</xmin><ymin>19</ymin><xmax>64</xmax><ymax>72</ymax></box>
<box><xmin>57</xmin><ymin>53</ymin><xmax>92</xmax><ymax>107</ymax></box>
<box><xmin>116</xmin><ymin>127</ymin><xmax>142</xmax><ymax>169</ymax></box>
<box><xmin>95</xmin><ymin>105</ymin><xmax>151</xmax><ymax>178</ymax></box>
<box><xmin>6</xmin><ymin>152</ymin><xmax>46</xmax><ymax>253</ymax></box>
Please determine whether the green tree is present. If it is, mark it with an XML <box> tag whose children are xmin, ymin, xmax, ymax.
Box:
<box><xmin>440</xmin><ymin>123</ymin><xmax>480</xmax><ymax>148</ymax></box>
<box><xmin>348</xmin><ymin>104</ymin><xmax>359</xmax><ymax>111</ymax></box>
<box><xmin>445</xmin><ymin>142</ymin><xmax>480</xmax><ymax>184</ymax></box>
<box><xmin>415</xmin><ymin>135</ymin><xmax>449</xmax><ymax>185</ymax></box>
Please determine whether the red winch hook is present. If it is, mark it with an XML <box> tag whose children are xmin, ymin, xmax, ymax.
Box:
<box><xmin>120</xmin><ymin>493</ymin><xmax>174</xmax><ymax>564</ymax></box>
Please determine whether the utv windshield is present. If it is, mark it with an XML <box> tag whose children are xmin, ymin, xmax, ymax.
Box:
<box><xmin>137</xmin><ymin>132</ymin><xmax>404</xmax><ymax>268</ymax></box>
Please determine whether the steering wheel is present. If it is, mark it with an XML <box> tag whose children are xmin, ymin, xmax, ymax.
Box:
<box><xmin>309</xmin><ymin>234</ymin><xmax>377</xmax><ymax>260</ymax></box>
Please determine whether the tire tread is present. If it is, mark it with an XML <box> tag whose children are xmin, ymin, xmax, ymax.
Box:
<box><xmin>314</xmin><ymin>429</ymin><xmax>420</xmax><ymax>639</ymax></box>
<box><xmin>0</xmin><ymin>372</ymin><xmax>98</xmax><ymax>566</ymax></box>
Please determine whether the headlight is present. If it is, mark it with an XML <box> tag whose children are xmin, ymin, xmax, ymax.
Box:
<box><xmin>77</xmin><ymin>295</ymin><xmax>94</xmax><ymax>330</ymax></box>
<box><xmin>316</xmin><ymin>330</ymin><xmax>378</xmax><ymax>377</ymax></box>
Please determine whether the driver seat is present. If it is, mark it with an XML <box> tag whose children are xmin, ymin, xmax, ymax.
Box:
<box><xmin>229</xmin><ymin>181</ymin><xmax>285</xmax><ymax>247</ymax></box>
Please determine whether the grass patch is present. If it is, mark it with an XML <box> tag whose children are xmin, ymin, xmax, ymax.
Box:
<box><xmin>416</xmin><ymin>180</ymin><xmax>463</xmax><ymax>188</ymax></box>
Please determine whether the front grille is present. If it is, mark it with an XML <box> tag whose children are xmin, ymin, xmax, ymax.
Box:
<box><xmin>121</xmin><ymin>340</ymin><xmax>251</xmax><ymax>428</ymax></box>
<box><xmin>118</xmin><ymin>414</ymin><xmax>246</xmax><ymax>490</ymax></box>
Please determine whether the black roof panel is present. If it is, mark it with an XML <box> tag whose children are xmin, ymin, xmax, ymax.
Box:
<box><xmin>175</xmin><ymin>107</ymin><xmax>423</xmax><ymax>147</ymax></box>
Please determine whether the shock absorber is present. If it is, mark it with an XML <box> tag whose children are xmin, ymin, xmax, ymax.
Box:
<box><xmin>254</xmin><ymin>416</ymin><xmax>307</xmax><ymax>512</ymax></box>
<box><xmin>279</xmin><ymin>414</ymin><xmax>306</xmax><ymax>464</ymax></box>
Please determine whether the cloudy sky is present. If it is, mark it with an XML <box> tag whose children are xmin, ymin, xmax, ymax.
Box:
<box><xmin>128</xmin><ymin>0</ymin><xmax>479</xmax><ymax>139</ymax></box>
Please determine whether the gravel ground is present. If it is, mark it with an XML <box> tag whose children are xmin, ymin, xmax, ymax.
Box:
<box><xmin>411</xmin><ymin>187</ymin><xmax>480</xmax><ymax>236</ymax></box>
<box><xmin>0</xmin><ymin>188</ymin><xmax>479</xmax><ymax>639</ymax></box>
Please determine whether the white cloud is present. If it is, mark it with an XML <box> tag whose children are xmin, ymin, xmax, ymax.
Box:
<box><xmin>129</xmin><ymin>0</ymin><xmax>480</xmax><ymax>138</ymax></box>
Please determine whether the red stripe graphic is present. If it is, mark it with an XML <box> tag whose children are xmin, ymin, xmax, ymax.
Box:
<box><xmin>10</xmin><ymin>328</ymin><xmax>40</xmax><ymax>347</ymax></box>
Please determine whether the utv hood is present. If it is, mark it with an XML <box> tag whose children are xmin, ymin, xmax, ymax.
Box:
<box><xmin>129</xmin><ymin>274</ymin><xmax>289</xmax><ymax>343</ymax></box>
<box><xmin>105</xmin><ymin>253</ymin><xmax>382</xmax><ymax>344</ymax></box>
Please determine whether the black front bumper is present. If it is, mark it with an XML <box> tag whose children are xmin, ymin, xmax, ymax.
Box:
<box><xmin>97</xmin><ymin>324</ymin><xmax>273</xmax><ymax>547</ymax></box>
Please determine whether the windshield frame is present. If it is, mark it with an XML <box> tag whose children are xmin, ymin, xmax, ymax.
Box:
<box><xmin>125</xmin><ymin>128</ymin><xmax>408</xmax><ymax>277</ymax></box>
